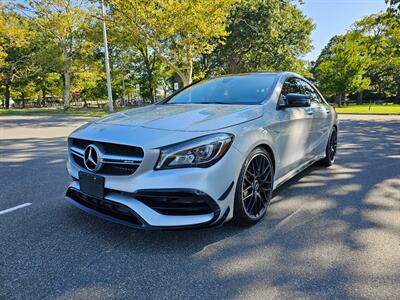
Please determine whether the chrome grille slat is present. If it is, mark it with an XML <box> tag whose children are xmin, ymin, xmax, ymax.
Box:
<box><xmin>68</xmin><ymin>138</ymin><xmax>144</xmax><ymax>176</ymax></box>
<box><xmin>101</xmin><ymin>153</ymin><xmax>142</xmax><ymax>165</ymax></box>
<box><xmin>70</xmin><ymin>146</ymin><xmax>84</xmax><ymax>158</ymax></box>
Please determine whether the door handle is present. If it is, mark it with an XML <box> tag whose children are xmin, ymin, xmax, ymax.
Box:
<box><xmin>326</xmin><ymin>109</ymin><xmax>331</xmax><ymax>114</ymax></box>
<box><xmin>305</xmin><ymin>107</ymin><xmax>313</xmax><ymax>115</ymax></box>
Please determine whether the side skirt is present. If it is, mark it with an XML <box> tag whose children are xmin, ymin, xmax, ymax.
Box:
<box><xmin>273</xmin><ymin>154</ymin><xmax>325</xmax><ymax>190</ymax></box>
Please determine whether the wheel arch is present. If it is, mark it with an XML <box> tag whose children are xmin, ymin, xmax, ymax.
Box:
<box><xmin>255</xmin><ymin>143</ymin><xmax>276</xmax><ymax>174</ymax></box>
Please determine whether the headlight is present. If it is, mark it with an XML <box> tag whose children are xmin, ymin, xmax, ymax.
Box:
<box><xmin>155</xmin><ymin>133</ymin><xmax>234</xmax><ymax>169</ymax></box>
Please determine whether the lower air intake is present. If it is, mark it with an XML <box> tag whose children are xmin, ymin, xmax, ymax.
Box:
<box><xmin>66</xmin><ymin>188</ymin><xmax>143</xmax><ymax>226</ymax></box>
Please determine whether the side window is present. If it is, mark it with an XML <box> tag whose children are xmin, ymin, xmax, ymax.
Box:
<box><xmin>301</xmin><ymin>81</ymin><xmax>321</xmax><ymax>103</ymax></box>
<box><xmin>279</xmin><ymin>78</ymin><xmax>304</xmax><ymax>105</ymax></box>
<box><xmin>281</xmin><ymin>78</ymin><xmax>303</xmax><ymax>96</ymax></box>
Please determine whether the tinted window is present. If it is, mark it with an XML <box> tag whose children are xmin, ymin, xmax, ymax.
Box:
<box><xmin>281</xmin><ymin>78</ymin><xmax>304</xmax><ymax>96</ymax></box>
<box><xmin>166</xmin><ymin>74</ymin><xmax>277</xmax><ymax>105</ymax></box>
<box><xmin>301</xmin><ymin>81</ymin><xmax>321</xmax><ymax>103</ymax></box>
<box><xmin>279</xmin><ymin>78</ymin><xmax>304</xmax><ymax>105</ymax></box>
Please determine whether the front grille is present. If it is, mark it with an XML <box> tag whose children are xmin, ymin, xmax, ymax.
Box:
<box><xmin>66</xmin><ymin>188</ymin><xmax>143</xmax><ymax>226</ymax></box>
<box><xmin>68</xmin><ymin>138</ymin><xmax>144</xmax><ymax>176</ymax></box>
<box><xmin>70</xmin><ymin>138</ymin><xmax>144</xmax><ymax>157</ymax></box>
<box><xmin>101</xmin><ymin>164</ymin><xmax>139</xmax><ymax>175</ymax></box>
<box><xmin>132</xmin><ymin>190</ymin><xmax>216</xmax><ymax>216</ymax></box>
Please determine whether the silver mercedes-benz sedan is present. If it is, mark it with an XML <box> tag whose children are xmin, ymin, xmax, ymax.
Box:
<box><xmin>65</xmin><ymin>72</ymin><xmax>338</xmax><ymax>229</ymax></box>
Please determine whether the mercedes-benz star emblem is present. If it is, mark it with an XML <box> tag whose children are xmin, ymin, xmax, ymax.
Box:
<box><xmin>83</xmin><ymin>144</ymin><xmax>103</xmax><ymax>172</ymax></box>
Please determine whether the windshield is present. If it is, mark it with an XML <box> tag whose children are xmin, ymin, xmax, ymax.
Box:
<box><xmin>165</xmin><ymin>74</ymin><xmax>277</xmax><ymax>105</ymax></box>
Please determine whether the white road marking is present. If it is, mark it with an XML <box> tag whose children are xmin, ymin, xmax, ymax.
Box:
<box><xmin>0</xmin><ymin>203</ymin><xmax>32</xmax><ymax>216</ymax></box>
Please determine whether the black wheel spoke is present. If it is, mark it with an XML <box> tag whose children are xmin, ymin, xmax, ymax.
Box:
<box><xmin>246</xmin><ymin>193</ymin><xmax>257</xmax><ymax>212</ymax></box>
<box><xmin>251</xmin><ymin>162</ymin><xmax>257</xmax><ymax>177</ymax></box>
<box><xmin>256</xmin><ymin>193</ymin><xmax>262</xmax><ymax>215</ymax></box>
<box><xmin>260</xmin><ymin>167</ymin><xmax>271</xmax><ymax>180</ymax></box>
<box><xmin>328</xmin><ymin>130</ymin><xmax>337</xmax><ymax>161</ymax></box>
<box><xmin>241</xmin><ymin>153</ymin><xmax>273</xmax><ymax>219</ymax></box>
<box><xmin>260</xmin><ymin>188</ymin><xmax>271</xmax><ymax>204</ymax></box>
<box><xmin>243</xmin><ymin>192</ymin><xmax>253</xmax><ymax>201</ymax></box>
<box><xmin>261</xmin><ymin>180</ymin><xmax>272</xmax><ymax>187</ymax></box>
<box><xmin>244</xmin><ymin>176</ymin><xmax>252</xmax><ymax>185</ymax></box>
<box><xmin>243</xmin><ymin>185</ymin><xmax>252</xmax><ymax>194</ymax></box>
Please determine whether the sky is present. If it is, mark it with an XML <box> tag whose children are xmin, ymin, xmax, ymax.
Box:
<box><xmin>298</xmin><ymin>0</ymin><xmax>389</xmax><ymax>61</ymax></box>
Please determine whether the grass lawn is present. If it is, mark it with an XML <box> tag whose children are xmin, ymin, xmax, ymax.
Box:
<box><xmin>0</xmin><ymin>107</ymin><xmax>130</xmax><ymax>117</ymax></box>
<box><xmin>335</xmin><ymin>104</ymin><xmax>400</xmax><ymax>115</ymax></box>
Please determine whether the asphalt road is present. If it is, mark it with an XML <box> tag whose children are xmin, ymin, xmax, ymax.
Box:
<box><xmin>1</xmin><ymin>114</ymin><xmax>399</xmax><ymax>300</ymax></box>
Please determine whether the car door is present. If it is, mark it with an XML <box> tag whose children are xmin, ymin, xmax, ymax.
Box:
<box><xmin>301</xmin><ymin>80</ymin><xmax>331</xmax><ymax>158</ymax></box>
<box><xmin>276</xmin><ymin>77</ymin><xmax>314</xmax><ymax>179</ymax></box>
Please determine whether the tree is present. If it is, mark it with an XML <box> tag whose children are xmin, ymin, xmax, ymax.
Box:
<box><xmin>0</xmin><ymin>5</ymin><xmax>32</xmax><ymax>108</ymax></box>
<box><xmin>19</xmin><ymin>0</ymin><xmax>98</xmax><ymax>110</ymax></box>
<box><xmin>107</xmin><ymin>35</ymin><xmax>163</xmax><ymax>104</ymax></box>
<box><xmin>352</xmin><ymin>12</ymin><xmax>400</xmax><ymax>101</ymax></box>
<box><xmin>386</xmin><ymin>0</ymin><xmax>400</xmax><ymax>14</ymax></box>
<box><xmin>0</xmin><ymin>2</ymin><xmax>6</xmax><ymax>67</ymax></box>
<box><xmin>28</xmin><ymin>35</ymin><xmax>63</xmax><ymax>106</ymax></box>
<box><xmin>210</xmin><ymin>0</ymin><xmax>314</xmax><ymax>76</ymax></box>
<box><xmin>107</xmin><ymin>0</ymin><xmax>238</xmax><ymax>86</ymax></box>
<box><xmin>11</xmin><ymin>72</ymin><xmax>36</xmax><ymax>108</ymax></box>
<box><xmin>312</xmin><ymin>35</ymin><xmax>370</xmax><ymax>106</ymax></box>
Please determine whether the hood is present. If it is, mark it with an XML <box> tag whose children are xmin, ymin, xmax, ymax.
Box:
<box><xmin>95</xmin><ymin>104</ymin><xmax>263</xmax><ymax>132</ymax></box>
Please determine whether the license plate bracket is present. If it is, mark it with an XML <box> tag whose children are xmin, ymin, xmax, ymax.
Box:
<box><xmin>79</xmin><ymin>171</ymin><xmax>105</xmax><ymax>199</ymax></box>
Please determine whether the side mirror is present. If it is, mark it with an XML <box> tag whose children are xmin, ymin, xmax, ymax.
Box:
<box><xmin>281</xmin><ymin>93</ymin><xmax>310</xmax><ymax>108</ymax></box>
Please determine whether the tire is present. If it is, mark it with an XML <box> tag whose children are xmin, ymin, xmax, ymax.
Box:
<box><xmin>320</xmin><ymin>127</ymin><xmax>337</xmax><ymax>167</ymax></box>
<box><xmin>233</xmin><ymin>147</ymin><xmax>274</xmax><ymax>226</ymax></box>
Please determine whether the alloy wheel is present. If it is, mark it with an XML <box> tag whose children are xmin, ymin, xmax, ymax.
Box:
<box><xmin>241</xmin><ymin>153</ymin><xmax>273</xmax><ymax>219</ymax></box>
<box><xmin>328</xmin><ymin>129</ymin><xmax>337</xmax><ymax>162</ymax></box>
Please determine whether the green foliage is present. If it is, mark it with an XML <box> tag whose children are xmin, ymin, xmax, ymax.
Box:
<box><xmin>6</xmin><ymin>0</ymin><xmax>398</xmax><ymax>110</ymax></box>
<box><xmin>107</xmin><ymin>0</ymin><xmax>238</xmax><ymax>85</ymax></box>
<box><xmin>352</xmin><ymin>12</ymin><xmax>400</xmax><ymax>99</ymax></box>
<box><xmin>21</xmin><ymin>0</ymin><xmax>100</xmax><ymax>109</ymax></box>
<box><xmin>313</xmin><ymin>11</ymin><xmax>400</xmax><ymax>105</ymax></box>
<box><xmin>210</xmin><ymin>0</ymin><xmax>314</xmax><ymax>76</ymax></box>
<box><xmin>313</xmin><ymin>35</ymin><xmax>370</xmax><ymax>105</ymax></box>
<box><xmin>386</xmin><ymin>0</ymin><xmax>400</xmax><ymax>14</ymax></box>
<box><xmin>0</xmin><ymin>5</ymin><xmax>33</xmax><ymax>108</ymax></box>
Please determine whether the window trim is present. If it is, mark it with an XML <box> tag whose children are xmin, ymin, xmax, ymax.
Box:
<box><xmin>300</xmin><ymin>80</ymin><xmax>321</xmax><ymax>104</ymax></box>
<box><xmin>299</xmin><ymin>79</ymin><xmax>329</xmax><ymax>105</ymax></box>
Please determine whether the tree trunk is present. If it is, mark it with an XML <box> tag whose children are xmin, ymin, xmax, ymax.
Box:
<box><xmin>162</xmin><ymin>84</ymin><xmax>168</xmax><ymax>98</ymax></box>
<box><xmin>357</xmin><ymin>91</ymin><xmax>363</xmax><ymax>105</ymax></box>
<box><xmin>4</xmin><ymin>82</ymin><xmax>10</xmax><ymax>109</ymax></box>
<box><xmin>63</xmin><ymin>71</ymin><xmax>71</xmax><ymax>110</ymax></box>
<box><xmin>42</xmin><ymin>88</ymin><xmax>46</xmax><ymax>107</ymax></box>
<box><xmin>148</xmin><ymin>80</ymin><xmax>155</xmax><ymax>103</ymax></box>
<box><xmin>21</xmin><ymin>92</ymin><xmax>26</xmax><ymax>108</ymax></box>
<box><xmin>181</xmin><ymin>73</ymin><xmax>191</xmax><ymax>87</ymax></box>
<box><xmin>338</xmin><ymin>91</ymin><xmax>344</xmax><ymax>107</ymax></box>
<box><xmin>182</xmin><ymin>52</ymin><xmax>193</xmax><ymax>87</ymax></box>
<box><xmin>395</xmin><ymin>91</ymin><xmax>400</xmax><ymax>104</ymax></box>
<box><xmin>122</xmin><ymin>78</ymin><xmax>126</xmax><ymax>106</ymax></box>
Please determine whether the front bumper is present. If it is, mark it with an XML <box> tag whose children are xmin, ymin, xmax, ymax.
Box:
<box><xmin>66</xmin><ymin>182</ymin><xmax>231</xmax><ymax>229</ymax></box>
<box><xmin>65</xmin><ymin>144</ymin><xmax>243</xmax><ymax>229</ymax></box>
